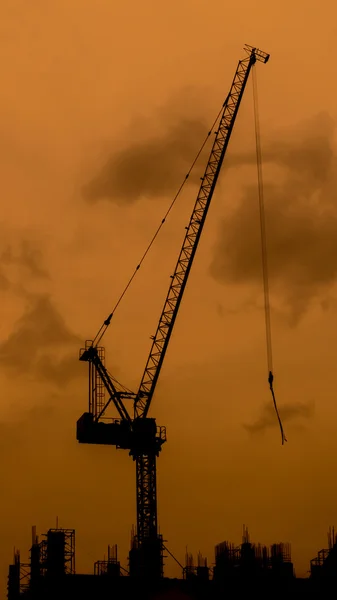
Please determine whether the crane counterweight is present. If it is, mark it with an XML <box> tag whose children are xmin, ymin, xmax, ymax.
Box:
<box><xmin>76</xmin><ymin>44</ymin><xmax>269</xmax><ymax>579</ymax></box>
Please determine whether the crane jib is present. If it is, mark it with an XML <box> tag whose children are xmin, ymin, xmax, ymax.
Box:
<box><xmin>134</xmin><ymin>45</ymin><xmax>269</xmax><ymax>419</ymax></box>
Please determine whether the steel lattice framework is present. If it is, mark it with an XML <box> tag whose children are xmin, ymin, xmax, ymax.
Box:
<box><xmin>134</xmin><ymin>45</ymin><xmax>269</xmax><ymax>420</ymax></box>
<box><xmin>76</xmin><ymin>44</ymin><xmax>269</xmax><ymax>579</ymax></box>
<box><xmin>136</xmin><ymin>454</ymin><xmax>157</xmax><ymax>539</ymax></box>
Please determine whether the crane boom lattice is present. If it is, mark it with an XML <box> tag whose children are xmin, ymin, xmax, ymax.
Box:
<box><xmin>134</xmin><ymin>45</ymin><xmax>269</xmax><ymax>419</ymax></box>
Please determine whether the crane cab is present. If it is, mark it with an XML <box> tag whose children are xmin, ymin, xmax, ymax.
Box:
<box><xmin>129</xmin><ymin>418</ymin><xmax>166</xmax><ymax>457</ymax></box>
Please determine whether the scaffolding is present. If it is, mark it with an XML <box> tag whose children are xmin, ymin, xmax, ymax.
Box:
<box><xmin>129</xmin><ymin>527</ymin><xmax>164</xmax><ymax>578</ymax></box>
<box><xmin>213</xmin><ymin>528</ymin><xmax>293</xmax><ymax>581</ymax></box>
<box><xmin>7</xmin><ymin>549</ymin><xmax>29</xmax><ymax>600</ymax></box>
<box><xmin>7</xmin><ymin>522</ymin><xmax>305</xmax><ymax>599</ymax></box>
<box><xmin>183</xmin><ymin>552</ymin><xmax>209</xmax><ymax>581</ymax></box>
<box><xmin>94</xmin><ymin>544</ymin><xmax>121</xmax><ymax>577</ymax></box>
<box><xmin>7</xmin><ymin>525</ymin><xmax>76</xmax><ymax>599</ymax></box>
<box><xmin>311</xmin><ymin>526</ymin><xmax>337</xmax><ymax>578</ymax></box>
<box><xmin>39</xmin><ymin>528</ymin><xmax>75</xmax><ymax>576</ymax></box>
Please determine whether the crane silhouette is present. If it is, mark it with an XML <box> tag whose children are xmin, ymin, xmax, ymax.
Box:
<box><xmin>76</xmin><ymin>44</ymin><xmax>269</xmax><ymax>578</ymax></box>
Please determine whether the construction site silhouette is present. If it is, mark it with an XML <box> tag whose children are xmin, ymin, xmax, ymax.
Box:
<box><xmin>7</xmin><ymin>524</ymin><xmax>337</xmax><ymax>598</ymax></box>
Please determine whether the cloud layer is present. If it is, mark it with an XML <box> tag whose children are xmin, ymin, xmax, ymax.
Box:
<box><xmin>0</xmin><ymin>236</ymin><xmax>83</xmax><ymax>388</ymax></box>
<box><xmin>0</xmin><ymin>294</ymin><xmax>83</xmax><ymax>386</ymax></box>
<box><xmin>210</xmin><ymin>112</ymin><xmax>337</xmax><ymax>323</ymax></box>
<box><xmin>244</xmin><ymin>401</ymin><xmax>314</xmax><ymax>435</ymax></box>
<box><xmin>82</xmin><ymin>116</ymin><xmax>208</xmax><ymax>204</ymax></box>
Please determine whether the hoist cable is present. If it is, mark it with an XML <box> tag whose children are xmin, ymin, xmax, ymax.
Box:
<box><xmin>252</xmin><ymin>65</ymin><xmax>287</xmax><ymax>445</ymax></box>
<box><xmin>93</xmin><ymin>103</ymin><xmax>226</xmax><ymax>347</ymax></box>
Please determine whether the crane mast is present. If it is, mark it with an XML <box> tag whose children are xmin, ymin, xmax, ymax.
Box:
<box><xmin>76</xmin><ymin>44</ymin><xmax>269</xmax><ymax>579</ymax></box>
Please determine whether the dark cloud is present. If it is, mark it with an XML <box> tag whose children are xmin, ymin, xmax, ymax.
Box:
<box><xmin>36</xmin><ymin>354</ymin><xmax>84</xmax><ymax>386</ymax></box>
<box><xmin>244</xmin><ymin>401</ymin><xmax>314</xmax><ymax>435</ymax></box>
<box><xmin>0</xmin><ymin>271</ymin><xmax>10</xmax><ymax>291</ymax></box>
<box><xmin>0</xmin><ymin>294</ymin><xmax>83</xmax><ymax>386</ymax></box>
<box><xmin>210</xmin><ymin>112</ymin><xmax>337</xmax><ymax>324</ymax></box>
<box><xmin>0</xmin><ymin>238</ymin><xmax>49</xmax><ymax>301</ymax></box>
<box><xmin>83</xmin><ymin>118</ymin><xmax>206</xmax><ymax>204</ymax></box>
<box><xmin>82</xmin><ymin>89</ymin><xmax>210</xmax><ymax>204</ymax></box>
<box><xmin>215</xmin><ymin>297</ymin><xmax>262</xmax><ymax>318</ymax></box>
<box><xmin>1</xmin><ymin>240</ymin><xmax>49</xmax><ymax>279</ymax></box>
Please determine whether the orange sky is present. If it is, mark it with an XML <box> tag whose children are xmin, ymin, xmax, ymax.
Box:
<box><xmin>1</xmin><ymin>0</ymin><xmax>337</xmax><ymax>592</ymax></box>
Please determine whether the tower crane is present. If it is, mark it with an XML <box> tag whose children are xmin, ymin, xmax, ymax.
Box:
<box><xmin>76</xmin><ymin>44</ymin><xmax>269</xmax><ymax>578</ymax></box>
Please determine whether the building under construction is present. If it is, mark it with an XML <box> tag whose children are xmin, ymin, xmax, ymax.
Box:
<box><xmin>7</xmin><ymin>524</ymin><xmax>337</xmax><ymax>598</ymax></box>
